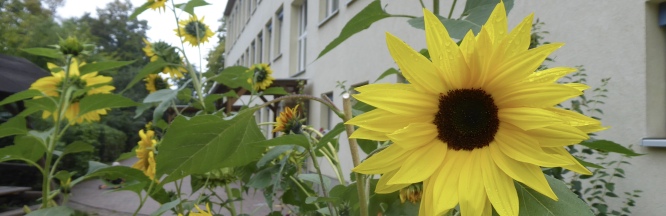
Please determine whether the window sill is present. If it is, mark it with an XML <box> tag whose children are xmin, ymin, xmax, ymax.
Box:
<box><xmin>347</xmin><ymin>0</ymin><xmax>356</xmax><ymax>6</ymax></box>
<box><xmin>318</xmin><ymin>10</ymin><xmax>339</xmax><ymax>28</ymax></box>
<box><xmin>291</xmin><ymin>70</ymin><xmax>305</xmax><ymax>77</ymax></box>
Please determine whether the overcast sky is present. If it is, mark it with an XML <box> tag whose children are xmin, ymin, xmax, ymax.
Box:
<box><xmin>58</xmin><ymin>0</ymin><xmax>228</xmax><ymax>69</ymax></box>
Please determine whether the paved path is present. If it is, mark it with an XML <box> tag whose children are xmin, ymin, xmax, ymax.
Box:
<box><xmin>68</xmin><ymin>158</ymin><xmax>284</xmax><ymax>216</ymax></box>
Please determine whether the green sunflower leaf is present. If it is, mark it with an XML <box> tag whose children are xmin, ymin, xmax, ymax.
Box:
<box><xmin>156</xmin><ymin>108</ymin><xmax>266</xmax><ymax>183</ymax></box>
<box><xmin>210</xmin><ymin>66</ymin><xmax>252</xmax><ymax>91</ymax></box>
<box><xmin>122</xmin><ymin>59</ymin><xmax>170</xmax><ymax>92</ymax></box>
<box><xmin>0</xmin><ymin>89</ymin><xmax>42</xmax><ymax>106</ymax></box>
<box><xmin>516</xmin><ymin>175</ymin><xmax>593</xmax><ymax>216</ymax></box>
<box><xmin>77</xmin><ymin>94</ymin><xmax>138</xmax><ymax>117</ymax></box>
<box><xmin>317</xmin><ymin>0</ymin><xmax>391</xmax><ymax>59</ymax></box>
<box><xmin>579</xmin><ymin>139</ymin><xmax>643</xmax><ymax>157</ymax></box>
<box><xmin>81</xmin><ymin>165</ymin><xmax>152</xmax><ymax>195</ymax></box>
<box><xmin>0</xmin><ymin>135</ymin><xmax>46</xmax><ymax>163</ymax></box>
<box><xmin>316</xmin><ymin>123</ymin><xmax>345</xmax><ymax>151</ymax></box>
<box><xmin>130</xmin><ymin>1</ymin><xmax>152</xmax><ymax>20</ymax></box>
<box><xmin>62</xmin><ymin>141</ymin><xmax>94</xmax><ymax>156</ymax></box>
<box><xmin>375</xmin><ymin>68</ymin><xmax>400</xmax><ymax>82</ymax></box>
<box><xmin>0</xmin><ymin>117</ymin><xmax>27</xmax><ymax>139</ymax></box>
<box><xmin>21</xmin><ymin>48</ymin><xmax>63</xmax><ymax>59</ymax></box>
<box><xmin>174</xmin><ymin>0</ymin><xmax>210</xmax><ymax>16</ymax></box>
<box><xmin>79</xmin><ymin>60</ymin><xmax>135</xmax><ymax>75</ymax></box>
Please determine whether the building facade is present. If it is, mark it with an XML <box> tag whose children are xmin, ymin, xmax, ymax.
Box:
<box><xmin>223</xmin><ymin>0</ymin><xmax>666</xmax><ymax>214</ymax></box>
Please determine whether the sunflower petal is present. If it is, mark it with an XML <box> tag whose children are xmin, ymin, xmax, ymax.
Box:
<box><xmin>494</xmin><ymin>83</ymin><xmax>582</xmax><ymax>108</ymax></box>
<box><xmin>388</xmin><ymin>142</ymin><xmax>446</xmax><ymax>184</ymax></box>
<box><xmin>432</xmin><ymin>150</ymin><xmax>465</xmax><ymax>215</ymax></box>
<box><xmin>350</xmin><ymin>127</ymin><xmax>389</xmax><ymax>141</ymax></box>
<box><xmin>523</xmin><ymin>124</ymin><xmax>589</xmax><ymax>147</ymax></box>
<box><xmin>388</xmin><ymin>123</ymin><xmax>438</xmax><ymax>150</ymax></box>
<box><xmin>376</xmin><ymin>169</ymin><xmax>410</xmax><ymax>193</ymax></box>
<box><xmin>487</xmin><ymin>43</ymin><xmax>564</xmax><ymax>90</ymax></box>
<box><xmin>499</xmin><ymin>107</ymin><xmax>562</xmax><ymax>130</ymax></box>
<box><xmin>490</xmin><ymin>143</ymin><xmax>558</xmax><ymax>200</ymax></box>
<box><xmin>527</xmin><ymin>67</ymin><xmax>577</xmax><ymax>83</ymax></box>
<box><xmin>346</xmin><ymin>109</ymin><xmax>433</xmax><ymax>133</ymax></box>
<box><xmin>386</xmin><ymin>32</ymin><xmax>447</xmax><ymax>94</ymax></box>
<box><xmin>354</xmin><ymin>83</ymin><xmax>414</xmax><ymax>93</ymax></box>
<box><xmin>353</xmin><ymin>145</ymin><xmax>409</xmax><ymax>174</ymax></box>
<box><xmin>423</xmin><ymin>8</ymin><xmax>468</xmax><ymax>90</ymax></box>
<box><xmin>495</xmin><ymin>125</ymin><xmax>573</xmax><ymax>167</ymax></box>
<box><xmin>353</xmin><ymin>89</ymin><xmax>438</xmax><ymax>115</ymax></box>
<box><xmin>498</xmin><ymin>13</ymin><xmax>534</xmax><ymax>60</ymax></box>
<box><xmin>485</xmin><ymin>2</ymin><xmax>508</xmax><ymax>41</ymax></box>
<box><xmin>481</xmin><ymin>148</ymin><xmax>518</xmax><ymax>216</ymax></box>
<box><xmin>459</xmin><ymin>30</ymin><xmax>484</xmax><ymax>88</ymax></box>
<box><xmin>458</xmin><ymin>149</ymin><xmax>487</xmax><ymax>216</ymax></box>
<box><xmin>543</xmin><ymin>147</ymin><xmax>592</xmax><ymax>175</ymax></box>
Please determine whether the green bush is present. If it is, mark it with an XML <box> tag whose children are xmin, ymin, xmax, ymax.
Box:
<box><xmin>58</xmin><ymin>123</ymin><xmax>127</xmax><ymax>176</ymax></box>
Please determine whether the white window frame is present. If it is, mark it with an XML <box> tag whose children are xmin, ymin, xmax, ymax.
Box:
<box><xmin>297</xmin><ymin>1</ymin><xmax>308</xmax><ymax>73</ymax></box>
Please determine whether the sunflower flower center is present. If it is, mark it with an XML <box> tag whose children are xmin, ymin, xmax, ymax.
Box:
<box><xmin>254</xmin><ymin>68</ymin><xmax>268</xmax><ymax>83</ymax></box>
<box><xmin>434</xmin><ymin>89</ymin><xmax>499</xmax><ymax>151</ymax></box>
<box><xmin>154</xmin><ymin>77</ymin><xmax>169</xmax><ymax>90</ymax></box>
<box><xmin>184</xmin><ymin>21</ymin><xmax>208</xmax><ymax>40</ymax></box>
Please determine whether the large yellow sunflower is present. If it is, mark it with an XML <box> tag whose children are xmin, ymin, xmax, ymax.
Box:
<box><xmin>247</xmin><ymin>63</ymin><xmax>275</xmax><ymax>91</ymax></box>
<box><xmin>144</xmin><ymin>74</ymin><xmax>170</xmax><ymax>93</ymax></box>
<box><xmin>147</xmin><ymin>0</ymin><xmax>167</xmax><ymax>11</ymax></box>
<box><xmin>142</xmin><ymin>38</ymin><xmax>187</xmax><ymax>78</ymax></box>
<box><xmin>132</xmin><ymin>129</ymin><xmax>157</xmax><ymax>180</ymax></box>
<box><xmin>30</xmin><ymin>58</ymin><xmax>115</xmax><ymax>125</ymax></box>
<box><xmin>273</xmin><ymin>105</ymin><xmax>302</xmax><ymax>134</ymax></box>
<box><xmin>347</xmin><ymin>2</ymin><xmax>606</xmax><ymax>216</ymax></box>
<box><xmin>175</xmin><ymin>16</ymin><xmax>214</xmax><ymax>46</ymax></box>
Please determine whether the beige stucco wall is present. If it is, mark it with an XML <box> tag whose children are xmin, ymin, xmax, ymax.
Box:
<box><xmin>225</xmin><ymin>0</ymin><xmax>666</xmax><ymax>214</ymax></box>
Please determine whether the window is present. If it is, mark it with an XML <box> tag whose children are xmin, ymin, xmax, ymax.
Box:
<box><xmin>251</xmin><ymin>0</ymin><xmax>257</xmax><ymax>13</ymax></box>
<box><xmin>250</xmin><ymin>41</ymin><xmax>256</xmax><ymax>64</ymax></box>
<box><xmin>257</xmin><ymin>32</ymin><xmax>263</xmax><ymax>63</ymax></box>
<box><xmin>323</xmin><ymin>0</ymin><xmax>339</xmax><ymax>19</ymax></box>
<box><xmin>297</xmin><ymin>1</ymin><xmax>308</xmax><ymax>73</ymax></box>
<box><xmin>265</xmin><ymin>20</ymin><xmax>272</xmax><ymax>62</ymax></box>
<box><xmin>245</xmin><ymin>48</ymin><xmax>250</xmax><ymax>66</ymax></box>
<box><xmin>274</xmin><ymin>7</ymin><xmax>283</xmax><ymax>58</ymax></box>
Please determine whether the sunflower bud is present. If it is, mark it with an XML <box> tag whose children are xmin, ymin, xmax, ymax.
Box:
<box><xmin>58</xmin><ymin>36</ymin><xmax>85</xmax><ymax>56</ymax></box>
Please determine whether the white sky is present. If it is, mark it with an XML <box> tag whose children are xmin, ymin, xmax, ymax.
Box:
<box><xmin>58</xmin><ymin>0</ymin><xmax>228</xmax><ymax>70</ymax></box>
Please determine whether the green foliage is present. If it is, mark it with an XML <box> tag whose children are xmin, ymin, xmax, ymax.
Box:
<box><xmin>516</xmin><ymin>176</ymin><xmax>593</xmax><ymax>216</ymax></box>
<box><xmin>156</xmin><ymin>108</ymin><xmax>266</xmax><ymax>183</ymax></box>
<box><xmin>58</xmin><ymin>123</ymin><xmax>127</xmax><ymax>176</ymax></box>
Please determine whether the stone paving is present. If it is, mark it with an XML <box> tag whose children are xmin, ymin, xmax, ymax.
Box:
<box><xmin>67</xmin><ymin>158</ymin><xmax>283</xmax><ymax>216</ymax></box>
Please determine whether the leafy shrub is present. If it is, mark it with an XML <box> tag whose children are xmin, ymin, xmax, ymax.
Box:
<box><xmin>58</xmin><ymin>123</ymin><xmax>127</xmax><ymax>176</ymax></box>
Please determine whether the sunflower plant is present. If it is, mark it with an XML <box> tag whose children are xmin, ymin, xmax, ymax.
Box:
<box><xmin>0</xmin><ymin>36</ymin><xmax>138</xmax><ymax>211</ymax></box>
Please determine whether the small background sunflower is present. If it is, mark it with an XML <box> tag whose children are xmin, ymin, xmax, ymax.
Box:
<box><xmin>175</xmin><ymin>16</ymin><xmax>214</xmax><ymax>46</ymax></box>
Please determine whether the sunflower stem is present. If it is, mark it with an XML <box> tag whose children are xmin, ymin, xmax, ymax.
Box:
<box><xmin>448</xmin><ymin>0</ymin><xmax>458</xmax><ymax>19</ymax></box>
<box><xmin>307</xmin><ymin>143</ymin><xmax>338</xmax><ymax>216</ymax></box>
<box><xmin>433</xmin><ymin>0</ymin><xmax>440</xmax><ymax>15</ymax></box>
<box><xmin>40</xmin><ymin>55</ymin><xmax>74</xmax><ymax>208</ymax></box>
<box><xmin>418</xmin><ymin>0</ymin><xmax>425</xmax><ymax>8</ymax></box>
<box><xmin>224</xmin><ymin>184</ymin><xmax>238</xmax><ymax>216</ymax></box>
<box><xmin>342</xmin><ymin>93</ymin><xmax>368</xmax><ymax>216</ymax></box>
<box><xmin>170</xmin><ymin>1</ymin><xmax>206</xmax><ymax>111</ymax></box>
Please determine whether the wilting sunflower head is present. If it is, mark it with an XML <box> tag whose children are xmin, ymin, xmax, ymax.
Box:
<box><xmin>175</xmin><ymin>15</ymin><xmax>214</xmax><ymax>46</ymax></box>
<box><xmin>399</xmin><ymin>182</ymin><xmax>423</xmax><ymax>204</ymax></box>
<box><xmin>247</xmin><ymin>63</ymin><xmax>275</xmax><ymax>91</ymax></box>
<box><xmin>273</xmin><ymin>105</ymin><xmax>303</xmax><ymax>134</ymax></box>
<box><xmin>132</xmin><ymin>129</ymin><xmax>158</xmax><ymax>180</ymax></box>
<box><xmin>144</xmin><ymin>74</ymin><xmax>170</xmax><ymax>93</ymax></box>
<box><xmin>142</xmin><ymin>38</ymin><xmax>186</xmax><ymax>78</ymax></box>
<box><xmin>347</xmin><ymin>2</ymin><xmax>606</xmax><ymax>216</ymax></box>
<box><xmin>30</xmin><ymin>58</ymin><xmax>115</xmax><ymax>125</ymax></box>
<box><xmin>147</xmin><ymin>0</ymin><xmax>167</xmax><ymax>12</ymax></box>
